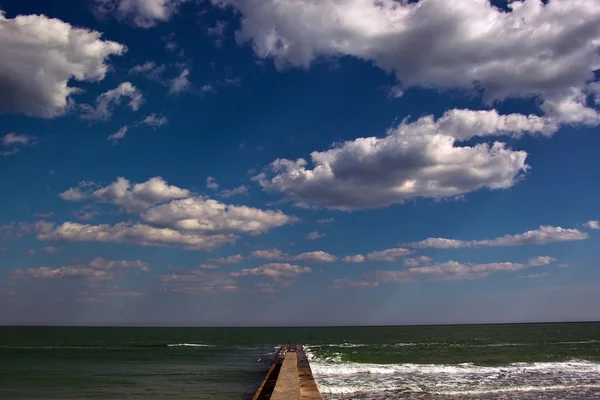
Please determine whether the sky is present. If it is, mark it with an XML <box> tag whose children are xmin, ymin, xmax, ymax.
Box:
<box><xmin>0</xmin><ymin>0</ymin><xmax>599</xmax><ymax>327</ymax></box>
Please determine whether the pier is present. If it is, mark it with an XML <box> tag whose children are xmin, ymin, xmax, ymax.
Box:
<box><xmin>252</xmin><ymin>343</ymin><xmax>322</xmax><ymax>400</ymax></box>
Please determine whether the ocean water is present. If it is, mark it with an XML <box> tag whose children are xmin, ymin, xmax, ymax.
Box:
<box><xmin>0</xmin><ymin>323</ymin><xmax>599</xmax><ymax>399</ymax></box>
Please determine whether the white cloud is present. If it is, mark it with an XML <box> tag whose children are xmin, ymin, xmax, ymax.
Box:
<box><xmin>12</xmin><ymin>257</ymin><xmax>148</xmax><ymax>281</ymax></box>
<box><xmin>219</xmin><ymin>0</ymin><xmax>600</xmax><ymax>122</ymax></box>
<box><xmin>231</xmin><ymin>263</ymin><xmax>311</xmax><ymax>279</ymax></box>
<box><xmin>38</xmin><ymin>221</ymin><xmax>236</xmax><ymax>252</ymax></box>
<box><xmin>403</xmin><ymin>256</ymin><xmax>433</xmax><ymax>267</ymax></box>
<box><xmin>1</xmin><ymin>133</ymin><xmax>35</xmax><ymax>156</ymax></box>
<box><xmin>409</xmin><ymin>226</ymin><xmax>588</xmax><ymax>248</ymax></box>
<box><xmin>250</xmin><ymin>249</ymin><xmax>287</xmax><ymax>260</ymax></box>
<box><xmin>59</xmin><ymin>177</ymin><xmax>190</xmax><ymax>212</ymax></box>
<box><xmin>2</xmin><ymin>133</ymin><xmax>32</xmax><ymax>146</ymax></box>
<box><xmin>0</xmin><ymin>221</ymin><xmax>54</xmax><ymax>239</ymax></box>
<box><xmin>335</xmin><ymin>255</ymin><xmax>556</xmax><ymax>288</ymax></box>
<box><xmin>140</xmin><ymin>197</ymin><xmax>296</xmax><ymax>235</ymax></box>
<box><xmin>249</xmin><ymin>249</ymin><xmax>336</xmax><ymax>262</ymax></box>
<box><xmin>169</xmin><ymin>68</ymin><xmax>191</xmax><ymax>94</ymax></box>
<box><xmin>206</xmin><ymin>177</ymin><xmax>219</xmax><ymax>190</ymax></box>
<box><xmin>53</xmin><ymin>177</ymin><xmax>296</xmax><ymax>252</ymax></box>
<box><xmin>80</xmin><ymin>82</ymin><xmax>143</xmax><ymax>120</ymax></box>
<box><xmin>583</xmin><ymin>220</ymin><xmax>600</xmax><ymax>230</ymax></box>
<box><xmin>254</xmin><ymin>109</ymin><xmax>534</xmax><ymax>210</ymax></box>
<box><xmin>160</xmin><ymin>269</ymin><xmax>237</xmax><ymax>294</ymax></box>
<box><xmin>141</xmin><ymin>113</ymin><xmax>168</xmax><ymax>128</ymax></box>
<box><xmin>376</xmin><ymin>256</ymin><xmax>555</xmax><ymax>283</ymax></box>
<box><xmin>40</xmin><ymin>246</ymin><xmax>59</xmax><ymax>254</ymax></box>
<box><xmin>213</xmin><ymin>254</ymin><xmax>245</xmax><ymax>264</ymax></box>
<box><xmin>518</xmin><ymin>273</ymin><xmax>548</xmax><ymax>280</ymax></box>
<box><xmin>108</xmin><ymin>126</ymin><xmax>129</xmax><ymax>143</ymax></box>
<box><xmin>306</xmin><ymin>231</ymin><xmax>325</xmax><ymax>240</ymax></box>
<box><xmin>93</xmin><ymin>0</ymin><xmax>188</xmax><ymax>28</ymax></box>
<box><xmin>129</xmin><ymin>61</ymin><xmax>166</xmax><ymax>80</ymax></box>
<box><xmin>220</xmin><ymin>185</ymin><xmax>249</xmax><ymax>198</ymax></box>
<box><xmin>317</xmin><ymin>218</ymin><xmax>335</xmax><ymax>225</ymax></box>
<box><xmin>528</xmin><ymin>256</ymin><xmax>556</xmax><ymax>266</ymax></box>
<box><xmin>367</xmin><ymin>247</ymin><xmax>412</xmax><ymax>262</ymax></box>
<box><xmin>342</xmin><ymin>254</ymin><xmax>366</xmax><ymax>263</ymax></box>
<box><xmin>291</xmin><ymin>251</ymin><xmax>337</xmax><ymax>263</ymax></box>
<box><xmin>0</xmin><ymin>10</ymin><xmax>125</xmax><ymax>118</ymax></box>
<box><xmin>207</xmin><ymin>20</ymin><xmax>228</xmax><ymax>47</ymax></box>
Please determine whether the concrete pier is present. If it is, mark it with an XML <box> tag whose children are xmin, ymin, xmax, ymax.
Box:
<box><xmin>252</xmin><ymin>343</ymin><xmax>322</xmax><ymax>400</ymax></box>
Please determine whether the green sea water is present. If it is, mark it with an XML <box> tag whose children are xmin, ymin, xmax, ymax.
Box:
<box><xmin>0</xmin><ymin>323</ymin><xmax>599</xmax><ymax>399</ymax></box>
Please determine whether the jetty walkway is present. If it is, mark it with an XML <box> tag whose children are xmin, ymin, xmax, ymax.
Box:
<box><xmin>252</xmin><ymin>343</ymin><xmax>322</xmax><ymax>400</ymax></box>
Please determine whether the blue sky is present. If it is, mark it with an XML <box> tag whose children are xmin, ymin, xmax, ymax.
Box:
<box><xmin>0</xmin><ymin>0</ymin><xmax>599</xmax><ymax>326</ymax></box>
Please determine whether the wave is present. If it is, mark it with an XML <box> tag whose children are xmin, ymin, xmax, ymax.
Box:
<box><xmin>166</xmin><ymin>343</ymin><xmax>211</xmax><ymax>348</ymax></box>
<box><xmin>308</xmin><ymin>358</ymin><xmax>600</xmax><ymax>397</ymax></box>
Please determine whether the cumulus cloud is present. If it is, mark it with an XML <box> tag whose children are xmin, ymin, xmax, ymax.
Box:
<box><xmin>93</xmin><ymin>0</ymin><xmax>188</xmax><ymax>28</ymax></box>
<box><xmin>254</xmin><ymin>110</ymin><xmax>533</xmax><ymax>210</ymax></box>
<box><xmin>583</xmin><ymin>220</ymin><xmax>600</xmax><ymax>230</ymax></box>
<box><xmin>129</xmin><ymin>61</ymin><xmax>166</xmax><ymax>81</ymax></box>
<box><xmin>80</xmin><ymin>82</ymin><xmax>143</xmax><ymax>120</ymax></box>
<box><xmin>11</xmin><ymin>257</ymin><xmax>148</xmax><ymax>281</ymax></box>
<box><xmin>219</xmin><ymin>0</ymin><xmax>600</xmax><ymax>122</ymax></box>
<box><xmin>206</xmin><ymin>177</ymin><xmax>219</xmax><ymax>191</ymax></box>
<box><xmin>403</xmin><ymin>256</ymin><xmax>433</xmax><ymax>267</ymax></box>
<box><xmin>220</xmin><ymin>185</ymin><xmax>249</xmax><ymax>198</ymax></box>
<box><xmin>306</xmin><ymin>231</ymin><xmax>325</xmax><ymax>240</ymax></box>
<box><xmin>141</xmin><ymin>113</ymin><xmax>168</xmax><ymax>128</ymax></box>
<box><xmin>336</xmin><ymin>256</ymin><xmax>556</xmax><ymax>288</ymax></box>
<box><xmin>1</xmin><ymin>133</ymin><xmax>35</xmax><ymax>156</ymax></box>
<box><xmin>169</xmin><ymin>68</ymin><xmax>191</xmax><ymax>94</ymax></box>
<box><xmin>231</xmin><ymin>263</ymin><xmax>311</xmax><ymax>279</ymax></box>
<box><xmin>60</xmin><ymin>177</ymin><xmax>190</xmax><ymax>212</ymax></box>
<box><xmin>0</xmin><ymin>221</ymin><xmax>54</xmax><ymax>239</ymax></box>
<box><xmin>291</xmin><ymin>251</ymin><xmax>337</xmax><ymax>263</ymax></box>
<box><xmin>108</xmin><ymin>126</ymin><xmax>129</xmax><ymax>143</ymax></box>
<box><xmin>213</xmin><ymin>254</ymin><xmax>245</xmax><ymax>264</ymax></box>
<box><xmin>160</xmin><ymin>269</ymin><xmax>237</xmax><ymax>294</ymax></box>
<box><xmin>367</xmin><ymin>247</ymin><xmax>412</xmax><ymax>262</ymax></box>
<box><xmin>140</xmin><ymin>197</ymin><xmax>296</xmax><ymax>235</ymax></box>
<box><xmin>54</xmin><ymin>177</ymin><xmax>296</xmax><ymax>251</ymax></box>
<box><xmin>248</xmin><ymin>249</ymin><xmax>336</xmax><ymax>262</ymax></box>
<box><xmin>38</xmin><ymin>221</ymin><xmax>236</xmax><ymax>252</ymax></box>
<box><xmin>342</xmin><ymin>254</ymin><xmax>366</xmax><ymax>263</ymax></box>
<box><xmin>0</xmin><ymin>10</ymin><xmax>125</xmax><ymax>118</ymax></box>
<box><xmin>408</xmin><ymin>226</ymin><xmax>588</xmax><ymax>248</ymax></box>
<box><xmin>250</xmin><ymin>249</ymin><xmax>287</xmax><ymax>260</ymax></box>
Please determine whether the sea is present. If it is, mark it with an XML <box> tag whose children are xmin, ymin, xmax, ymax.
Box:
<box><xmin>0</xmin><ymin>323</ymin><xmax>599</xmax><ymax>399</ymax></box>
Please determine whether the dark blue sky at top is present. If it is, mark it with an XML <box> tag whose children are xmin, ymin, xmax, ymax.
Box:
<box><xmin>0</xmin><ymin>0</ymin><xmax>598</xmax><ymax>326</ymax></box>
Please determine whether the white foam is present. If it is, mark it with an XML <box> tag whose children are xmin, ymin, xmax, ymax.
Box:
<box><xmin>309</xmin><ymin>358</ymin><xmax>600</xmax><ymax>397</ymax></box>
<box><xmin>166</xmin><ymin>343</ymin><xmax>211</xmax><ymax>348</ymax></box>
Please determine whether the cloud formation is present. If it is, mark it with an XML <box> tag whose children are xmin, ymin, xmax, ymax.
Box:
<box><xmin>408</xmin><ymin>225</ymin><xmax>589</xmax><ymax>248</ymax></box>
<box><xmin>335</xmin><ymin>256</ymin><xmax>556</xmax><ymax>288</ymax></box>
<box><xmin>220</xmin><ymin>0</ymin><xmax>600</xmax><ymax>122</ymax></box>
<box><xmin>1</xmin><ymin>133</ymin><xmax>35</xmax><ymax>156</ymax></box>
<box><xmin>93</xmin><ymin>0</ymin><xmax>188</xmax><ymax>28</ymax></box>
<box><xmin>583</xmin><ymin>220</ymin><xmax>599</xmax><ymax>230</ymax></box>
<box><xmin>80</xmin><ymin>82</ymin><xmax>143</xmax><ymax>120</ymax></box>
<box><xmin>254</xmin><ymin>109</ymin><xmax>536</xmax><ymax>210</ymax></box>
<box><xmin>231</xmin><ymin>263</ymin><xmax>311</xmax><ymax>279</ymax></box>
<box><xmin>60</xmin><ymin>177</ymin><xmax>190</xmax><ymax>212</ymax></box>
<box><xmin>49</xmin><ymin>177</ymin><xmax>297</xmax><ymax>251</ymax></box>
<box><xmin>306</xmin><ymin>231</ymin><xmax>325</xmax><ymax>240</ymax></box>
<box><xmin>12</xmin><ymin>257</ymin><xmax>148</xmax><ymax>281</ymax></box>
<box><xmin>0</xmin><ymin>10</ymin><xmax>125</xmax><ymax>118</ymax></box>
